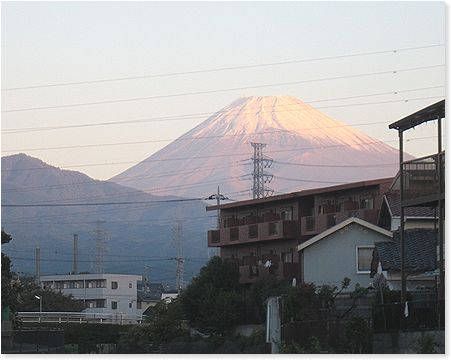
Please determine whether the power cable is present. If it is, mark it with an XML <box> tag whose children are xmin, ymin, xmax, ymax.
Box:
<box><xmin>2</xmin><ymin>64</ymin><xmax>444</xmax><ymax>113</ymax></box>
<box><xmin>2</xmin><ymin>160</ymin><xmax>248</xmax><ymax>193</ymax></box>
<box><xmin>1</xmin><ymin>197</ymin><xmax>205</xmax><ymax>208</ymax></box>
<box><xmin>2</xmin><ymin>134</ymin><xmax>437</xmax><ymax>173</ymax></box>
<box><xmin>2</xmin><ymin>43</ymin><xmax>443</xmax><ymax>91</ymax></box>
<box><xmin>2</xmin><ymin>85</ymin><xmax>444</xmax><ymax>133</ymax></box>
<box><xmin>1</xmin><ymin>98</ymin><xmax>442</xmax><ymax>153</ymax></box>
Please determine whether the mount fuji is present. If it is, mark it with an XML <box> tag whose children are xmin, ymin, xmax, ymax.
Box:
<box><xmin>110</xmin><ymin>96</ymin><xmax>401</xmax><ymax>199</ymax></box>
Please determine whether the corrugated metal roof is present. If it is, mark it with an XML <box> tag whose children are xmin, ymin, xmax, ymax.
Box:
<box><xmin>389</xmin><ymin>99</ymin><xmax>445</xmax><ymax>132</ymax></box>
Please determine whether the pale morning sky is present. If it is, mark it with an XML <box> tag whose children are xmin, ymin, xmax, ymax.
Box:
<box><xmin>1</xmin><ymin>1</ymin><xmax>446</xmax><ymax>180</ymax></box>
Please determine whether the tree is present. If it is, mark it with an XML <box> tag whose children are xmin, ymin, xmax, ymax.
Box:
<box><xmin>2</xmin><ymin>230</ymin><xmax>19</xmax><ymax>323</ymax></box>
<box><xmin>178</xmin><ymin>256</ymin><xmax>245</xmax><ymax>335</ymax></box>
<box><xmin>345</xmin><ymin>317</ymin><xmax>371</xmax><ymax>353</ymax></box>
<box><xmin>16</xmin><ymin>277</ymin><xmax>86</xmax><ymax>312</ymax></box>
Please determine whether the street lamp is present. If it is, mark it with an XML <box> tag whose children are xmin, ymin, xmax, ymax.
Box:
<box><xmin>35</xmin><ymin>295</ymin><xmax>42</xmax><ymax>323</ymax></box>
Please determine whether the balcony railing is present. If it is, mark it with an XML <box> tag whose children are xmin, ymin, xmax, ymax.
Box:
<box><xmin>208</xmin><ymin>220</ymin><xmax>299</xmax><ymax>247</ymax></box>
<box><xmin>238</xmin><ymin>261</ymin><xmax>299</xmax><ymax>284</ymax></box>
<box><xmin>300</xmin><ymin>209</ymin><xmax>380</xmax><ymax>235</ymax></box>
<box><xmin>402</xmin><ymin>151</ymin><xmax>445</xmax><ymax>206</ymax></box>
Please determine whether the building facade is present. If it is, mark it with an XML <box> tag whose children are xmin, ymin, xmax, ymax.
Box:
<box><xmin>207</xmin><ymin>177</ymin><xmax>393</xmax><ymax>284</ymax></box>
<box><xmin>40</xmin><ymin>273</ymin><xmax>142</xmax><ymax>319</ymax></box>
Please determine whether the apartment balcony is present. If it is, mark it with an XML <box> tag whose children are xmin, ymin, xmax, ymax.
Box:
<box><xmin>207</xmin><ymin>220</ymin><xmax>299</xmax><ymax>247</ymax></box>
<box><xmin>300</xmin><ymin>208</ymin><xmax>380</xmax><ymax>235</ymax></box>
<box><xmin>238</xmin><ymin>261</ymin><xmax>299</xmax><ymax>284</ymax></box>
<box><xmin>402</xmin><ymin>151</ymin><xmax>445</xmax><ymax>207</ymax></box>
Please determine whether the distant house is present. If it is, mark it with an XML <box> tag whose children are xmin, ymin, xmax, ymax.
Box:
<box><xmin>207</xmin><ymin>178</ymin><xmax>393</xmax><ymax>284</ymax></box>
<box><xmin>378</xmin><ymin>188</ymin><xmax>437</xmax><ymax>232</ymax></box>
<box><xmin>370</xmin><ymin>228</ymin><xmax>437</xmax><ymax>291</ymax></box>
<box><xmin>297</xmin><ymin>217</ymin><xmax>392</xmax><ymax>288</ymax></box>
<box><xmin>137</xmin><ymin>282</ymin><xmax>165</xmax><ymax>313</ymax></box>
<box><xmin>161</xmin><ymin>290</ymin><xmax>179</xmax><ymax>303</ymax></box>
<box><xmin>40</xmin><ymin>273</ymin><xmax>142</xmax><ymax>321</ymax></box>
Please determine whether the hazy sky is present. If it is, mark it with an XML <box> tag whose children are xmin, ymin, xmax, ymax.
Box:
<box><xmin>1</xmin><ymin>1</ymin><xmax>446</xmax><ymax>180</ymax></box>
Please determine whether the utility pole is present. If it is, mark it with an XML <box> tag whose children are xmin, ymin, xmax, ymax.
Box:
<box><xmin>173</xmin><ymin>220</ymin><xmax>184</xmax><ymax>293</ymax></box>
<box><xmin>35</xmin><ymin>247</ymin><xmax>41</xmax><ymax>283</ymax></box>
<box><xmin>251</xmin><ymin>142</ymin><xmax>273</xmax><ymax>199</ymax></box>
<box><xmin>206</xmin><ymin>186</ymin><xmax>229</xmax><ymax>229</ymax></box>
<box><xmin>206</xmin><ymin>186</ymin><xmax>228</xmax><ymax>258</ymax></box>
<box><xmin>143</xmin><ymin>265</ymin><xmax>151</xmax><ymax>291</ymax></box>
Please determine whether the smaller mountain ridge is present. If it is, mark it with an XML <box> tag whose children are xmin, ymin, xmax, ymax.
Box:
<box><xmin>2</xmin><ymin>153</ymin><xmax>212</xmax><ymax>283</ymax></box>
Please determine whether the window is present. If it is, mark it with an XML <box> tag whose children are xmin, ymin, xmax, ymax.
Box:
<box><xmin>129</xmin><ymin>282</ymin><xmax>132</xmax><ymax>289</ymax></box>
<box><xmin>230</xmin><ymin>227</ymin><xmax>239</xmax><ymax>241</ymax></box>
<box><xmin>281</xmin><ymin>208</ymin><xmax>293</xmax><ymax>221</ymax></box>
<box><xmin>96</xmin><ymin>300</ymin><xmax>105</xmax><ymax>308</ymax></box>
<box><xmin>111</xmin><ymin>281</ymin><xmax>118</xmax><ymax>289</ymax></box>
<box><xmin>360</xmin><ymin>197</ymin><xmax>374</xmax><ymax>209</ymax></box>
<box><xmin>356</xmin><ymin>246</ymin><xmax>374</xmax><ymax>273</ymax></box>
<box><xmin>282</xmin><ymin>251</ymin><xmax>293</xmax><ymax>263</ymax></box>
<box><xmin>327</xmin><ymin>214</ymin><xmax>336</xmax><ymax>228</ymax></box>
<box><xmin>249</xmin><ymin>224</ymin><xmax>258</xmax><ymax>238</ymax></box>
<box><xmin>111</xmin><ymin>301</ymin><xmax>118</xmax><ymax>310</ymax></box>
<box><xmin>268</xmin><ymin>222</ymin><xmax>279</xmax><ymax>236</ymax></box>
<box><xmin>129</xmin><ymin>302</ymin><xmax>132</xmax><ymax>309</ymax></box>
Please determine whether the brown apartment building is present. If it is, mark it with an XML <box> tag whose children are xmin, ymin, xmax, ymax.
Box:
<box><xmin>206</xmin><ymin>177</ymin><xmax>393</xmax><ymax>284</ymax></box>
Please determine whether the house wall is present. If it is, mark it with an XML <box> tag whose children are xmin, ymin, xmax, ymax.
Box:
<box><xmin>301</xmin><ymin>223</ymin><xmax>391</xmax><ymax>288</ymax></box>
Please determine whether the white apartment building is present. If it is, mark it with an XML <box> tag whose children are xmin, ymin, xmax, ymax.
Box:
<box><xmin>40</xmin><ymin>273</ymin><xmax>142</xmax><ymax>320</ymax></box>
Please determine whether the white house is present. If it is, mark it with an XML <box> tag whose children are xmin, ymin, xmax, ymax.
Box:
<box><xmin>40</xmin><ymin>273</ymin><xmax>142</xmax><ymax>321</ymax></box>
<box><xmin>297</xmin><ymin>217</ymin><xmax>392</xmax><ymax>289</ymax></box>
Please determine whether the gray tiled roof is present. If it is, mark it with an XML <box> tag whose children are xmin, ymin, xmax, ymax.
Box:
<box><xmin>385</xmin><ymin>192</ymin><xmax>436</xmax><ymax>217</ymax></box>
<box><xmin>372</xmin><ymin>228</ymin><xmax>437</xmax><ymax>276</ymax></box>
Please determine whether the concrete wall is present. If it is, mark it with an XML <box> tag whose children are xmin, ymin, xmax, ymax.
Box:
<box><xmin>302</xmin><ymin>222</ymin><xmax>391</xmax><ymax>288</ymax></box>
<box><xmin>373</xmin><ymin>330</ymin><xmax>445</xmax><ymax>354</ymax></box>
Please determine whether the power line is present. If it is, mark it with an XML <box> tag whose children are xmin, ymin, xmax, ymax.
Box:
<box><xmin>1</xmin><ymin>133</ymin><xmax>437</xmax><ymax>175</ymax></box>
<box><xmin>1</xmin><ymin>95</ymin><xmax>443</xmax><ymax>154</ymax></box>
<box><xmin>1</xmin><ymin>197</ymin><xmax>204</xmax><ymax>208</ymax></box>
<box><xmin>276</xmin><ymin>176</ymin><xmax>347</xmax><ymax>184</ymax></box>
<box><xmin>2</xmin><ymin>160</ymin><xmax>248</xmax><ymax>192</ymax></box>
<box><xmin>1</xmin><ymin>191</ymin><xmax>243</xmax><ymax>224</ymax></box>
<box><xmin>7</xmin><ymin>256</ymin><xmax>206</xmax><ymax>264</ymax></box>
<box><xmin>2</xmin><ymin>64</ymin><xmax>444</xmax><ymax>113</ymax></box>
<box><xmin>2</xmin><ymin>43</ymin><xmax>443</xmax><ymax>91</ymax></box>
<box><xmin>2</xmin><ymin>85</ymin><xmax>443</xmax><ymax>133</ymax></box>
<box><xmin>274</xmin><ymin>160</ymin><xmax>398</xmax><ymax>168</ymax></box>
<box><xmin>3</xmin><ymin>176</ymin><xmax>248</xmax><ymax>205</ymax></box>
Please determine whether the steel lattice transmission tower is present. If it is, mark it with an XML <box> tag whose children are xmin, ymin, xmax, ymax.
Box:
<box><xmin>172</xmin><ymin>220</ymin><xmax>185</xmax><ymax>293</ymax></box>
<box><xmin>251</xmin><ymin>142</ymin><xmax>274</xmax><ymax>199</ymax></box>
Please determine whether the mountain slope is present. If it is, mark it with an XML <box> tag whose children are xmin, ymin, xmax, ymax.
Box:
<box><xmin>2</xmin><ymin>154</ymin><xmax>213</xmax><ymax>284</ymax></box>
<box><xmin>111</xmin><ymin>96</ymin><xmax>402</xmax><ymax>198</ymax></box>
